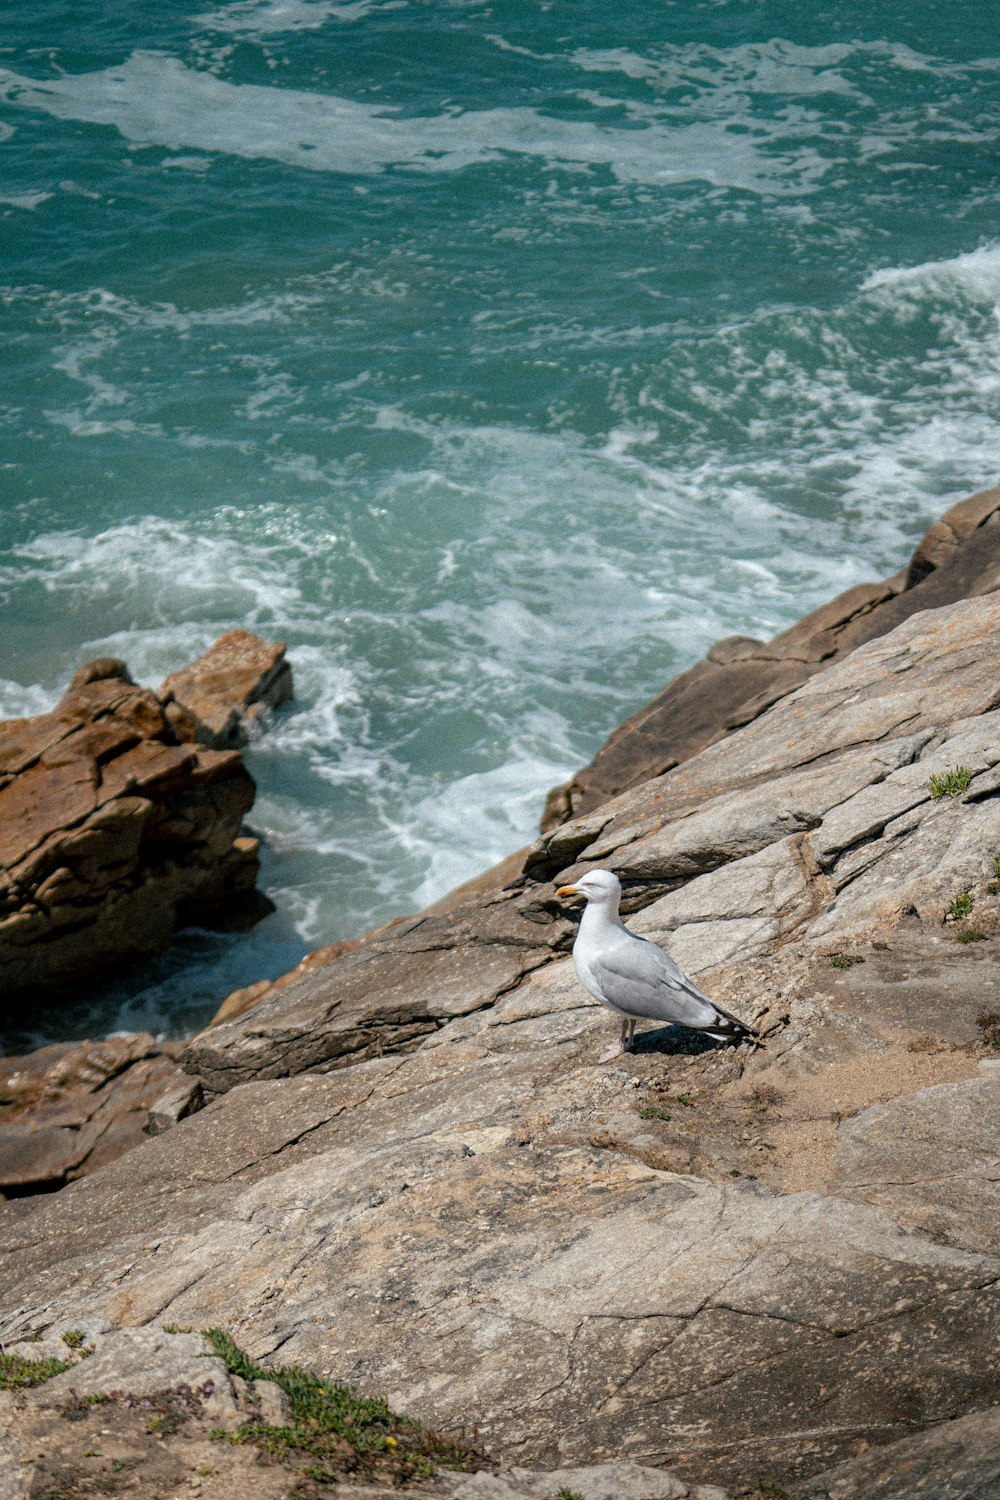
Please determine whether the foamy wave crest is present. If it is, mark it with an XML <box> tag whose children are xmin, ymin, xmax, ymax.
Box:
<box><xmin>195</xmin><ymin>0</ymin><xmax>386</xmax><ymax>34</ymax></box>
<box><xmin>861</xmin><ymin>243</ymin><xmax>1000</xmax><ymax>304</ymax></box>
<box><xmin>407</xmin><ymin>751</ymin><xmax>572</xmax><ymax>909</ymax></box>
<box><xmin>12</xmin><ymin>517</ymin><xmax>307</xmax><ymax>632</ymax></box>
<box><xmin>0</xmin><ymin>678</ymin><xmax>59</xmax><ymax>719</ymax></box>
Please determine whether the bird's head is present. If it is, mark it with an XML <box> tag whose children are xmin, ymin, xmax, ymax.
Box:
<box><xmin>555</xmin><ymin>868</ymin><xmax>622</xmax><ymax>907</ymax></box>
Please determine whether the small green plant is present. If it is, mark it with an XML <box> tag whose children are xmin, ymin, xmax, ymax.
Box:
<box><xmin>675</xmin><ymin>1093</ymin><xmax>696</xmax><ymax>1106</ymax></box>
<box><xmin>947</xmin><ymin>889</ymin><xmax>975</xmax><ymax>921</ymax></box>
<box><xmin>929</xmin><ymin>766</ymin><xmax>973</xmax><ymax>798</ymax></box>
<box><xmin>204</xmin><ymin>1328</ymin><xmax>481</xmax><ymax>1483</ymax></box>
<box><xmin>556</xmin><ymin>1490</ymin><xmax>585</xmax><ymax>1500</ymax></box>
<box><xmin>60</xmin><ymin>1329</ymin><xmax>86</xmax><ymax>1349</ymax></box>
<box><xmin>0</xmin><ymin>1351</ymin><xmax>70</xmax><ymax>1389</ymax></box>
<box><xmin>977</xmin><ymin>1010</ymin><xmax>1000</xmax><ymax>1050</ymax></box>
<box><xmin>829</xmin><ymin>953</ymin><xmax>864</xmax><ymax>969</ymax></box>
<box><xmin>956</xmin><ymin>928</ymin><xmax>987</xmax><ymax>943</ymax></box>
<box><xmin>639</xmin><ymin>1104</ymin><xmax>672</xmax><ymax>1122</ymax></box>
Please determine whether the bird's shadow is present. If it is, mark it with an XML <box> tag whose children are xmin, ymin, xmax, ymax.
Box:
<box><xmin>630</xmin><ymin>1025</ymin><xmax>730</xmax><ymax>1057</ymax></box>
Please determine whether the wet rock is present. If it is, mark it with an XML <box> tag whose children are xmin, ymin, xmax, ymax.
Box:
<box><xmin>160</xmin><ymin>628</ymin><xmax>293</xmax><ymax>748</ymax></box>
<box><xmin>543</xmin><ymin>486</ymin><xmax>1000</xmax><ymax>829</ymax></box>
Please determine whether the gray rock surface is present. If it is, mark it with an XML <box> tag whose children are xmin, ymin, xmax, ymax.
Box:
<box><xmin>442</xmin><ymin>1465</ymin><xmax>727</xmax><ymax>1498</ymax></box>
<box><xmin>0</xmin><ymin>1327</ymin><xmax>720</xmax><ymax>1500</ymax></box>
<box><xmin>831</xmin><ymin>1066</ymin><xmax>1000</xmax><ymax>1254</ymax></box>
<box><xmin>32</xmin><ymin>1327</ymin><xmax>232</xmax><ymax>1408</ymax></box>
<box><xmin>4</xmin><ymin>583</ymin><xmax>1000</xmax><ymax>1496</ymax></box>
<box><xmin>798</xmin><ymin>1404</ymin><xmax>1000</xmax><ymax>1499</ymax></box>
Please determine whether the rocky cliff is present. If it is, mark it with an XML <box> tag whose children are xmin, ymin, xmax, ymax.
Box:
<box><xmin>2</xmin><ymin>513</ymin><xmax>999</xmax><ymax>1497</ymax></box>
<box><xmin>0</xmin><ymin>631</ymin><xmax>292</xmax><ymax>1001</ymax></box>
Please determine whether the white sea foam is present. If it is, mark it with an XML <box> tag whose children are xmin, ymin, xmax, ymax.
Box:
<box><xmin>0</xmin><ymin>190</ymin><xmax>52</xmax><ymax>209</ymax></box>
<box><xmin>195</xmin><ymin>0</ymin><xmax>390</xmax><ymax>34</ymax></box>
<box><xmin>0</xmin><ymin>678</ymin><xmax>59</xmax><ymax>719</ymax></box>
<box><xmin>861</xmin><ymin>242</ymin><xmax>1000</xmax><ymax>304</ymax></box>
<box><xmin>0</xmin><ymin>52</ymin><xmax>834</xmax><ymax>193</ymax></box>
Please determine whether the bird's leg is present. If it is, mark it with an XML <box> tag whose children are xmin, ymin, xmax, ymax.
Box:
<box><xmin>625</xmin><ymin>1017</ymin><xmax>636</xmax><ymax>1051</ymax></box>
<box><xmin>597</xmin><ymin>1016</ymin><xmax>633</xmax><ymax>1065</ymax></box>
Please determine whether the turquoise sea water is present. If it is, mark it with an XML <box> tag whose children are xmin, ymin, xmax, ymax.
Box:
<box><xmin>2</xmin><ymin>2</ymin><xmax>999</xmax><ymax>1048</ymax></box>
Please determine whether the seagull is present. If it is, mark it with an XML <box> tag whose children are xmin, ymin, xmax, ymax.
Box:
<box><xmin>556</xmin><ymin>868</ymin><xmax>757</xmax><ymax>1063</ymax></box>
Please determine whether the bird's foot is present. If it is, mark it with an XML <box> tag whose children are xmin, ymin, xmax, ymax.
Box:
<box><xmin>597</xmin><ymin>1042</ymin><xmax>629</xmax><ymax>1064</ymax></box>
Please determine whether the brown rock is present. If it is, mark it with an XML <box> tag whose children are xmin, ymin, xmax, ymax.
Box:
<box><xmin>67</xmin><ymin>657</ymin><xmax>135</xmax><ymax>690</ymax></box>
<box><xmin>0</xmin><ymin>1034</ymin><xmax>183</xmax><ymax>1192</ymax></box>
<box><xmin>0</xmin><ymin>641</ymin><xmax>275</xmax><ymax>996</ymax></box>
<box><xmin>160</xmin><ymin>628</ymin><xmax>293</xmax><ymax>748</ymax></box>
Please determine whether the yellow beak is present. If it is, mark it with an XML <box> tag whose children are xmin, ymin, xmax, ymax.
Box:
<box><xmin>556</xmin><ymin>884</ymin><xmax>581</xmax><ymax>899</ymax></box>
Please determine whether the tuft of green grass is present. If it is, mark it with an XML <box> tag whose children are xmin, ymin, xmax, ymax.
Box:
<box><xmin>947</xmin><ymin>889</ymin><xmax>975</xmax><ymax>921</ymax></box>
<box><xmin>829</xmin><ymin>953</ymin><xmax>864</xmax><ymax>970</ymax></box>
<box><xmin>60</xmin><ymin>1329</ymin><xmax>86</xmax><ymax>1349</ymax></box>
<box><xmin>929</xmin><ymin>766</ymin><xmax>973</xmax><ymax>798</ymax></box>
<box><xmin>956</xmin><ymin>928</ymin><xmax>987</xmax><ymax>944</ymax></box>
<box><xmin>976</xmin><ymin>1010</ymin><xmax>1000</xmax><ymax>1050</ymax></box>
<box><xmin>639</xmin><ymin>1104</ymin><xmax>672</xmax><ymax>1122</ymax></box>
<box><xmin>0</xmin><ymin>1351</ymin><xmax>70</xmax><ymax>1389</ymax></box>
<box><xmin>204</xmin><ymin>1328</ymin><xmax>481</xmax><ymax>1484</ymax></box>
<box><xmin>556</xmin><ymin>1490</ymin><xmax>586</xmax><ymax>1500</ymax></box>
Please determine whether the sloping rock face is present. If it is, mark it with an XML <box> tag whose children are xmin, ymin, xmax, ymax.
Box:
<box><xmin>0</xmin><ymin>1329</ymin><xmax>725</xmax><ymax>1500</ymax></box>
<box><xmin>0</xmin><ymin>636</ymin><xmax>289</xmax><ymax>998</ymax></box>
<box><xmin>3</xmin><ymin>593</ymin><xmax>1000</xmax><ymax>1495</ymax></box>
<box><xmin>798</xmin><ymin>1405</ymin><xmax>1000</xmax><ymax>1500</ymax></box>
<box><xmin>542</xmin><ymin>486</ymin><xmax>1000</xmax><ymax>829</ymax></box>
<box><xmin>0</xmin><ymin>1034</ymin><xmax>187</xmax><ymax>1194</ymax></box>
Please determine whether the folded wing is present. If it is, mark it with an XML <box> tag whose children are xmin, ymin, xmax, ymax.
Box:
<box><xmin>590</xmin><ymin>932</ymin><xmax>750</xmax><ymax>1036</ymax></box>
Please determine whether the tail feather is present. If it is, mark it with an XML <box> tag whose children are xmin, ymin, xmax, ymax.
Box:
<box><xmin>705</xmin><ymin>1006</ymin><xmax>757</xmax><ymax>1043</ymax></box>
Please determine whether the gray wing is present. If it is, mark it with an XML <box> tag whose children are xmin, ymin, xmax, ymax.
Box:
<box><xmin>589</xmin><ymin>932</ymin><xmax>724</xmax><ymax>1029</ymax></box>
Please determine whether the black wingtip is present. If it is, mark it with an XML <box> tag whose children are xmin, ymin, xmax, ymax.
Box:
<box><xmin>707</xmin><ymin>1015</ymin><xmax>758</xmax><ymax>1043</ymax></box>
